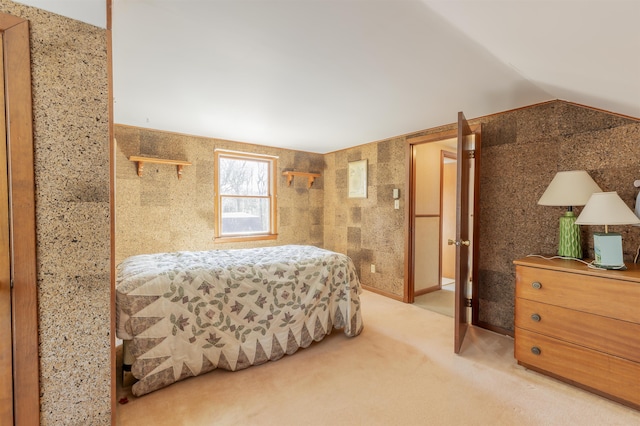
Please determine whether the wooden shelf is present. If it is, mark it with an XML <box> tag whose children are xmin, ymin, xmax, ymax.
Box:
<box><xmin>282</xmin><ymin>171</ymin><xmax>321</xmax><ymax>189</ymax></box>
<box><xmin>129</xmin><ymin>156</ymin><xmax>192</xmax><ymax>179</ymax></box>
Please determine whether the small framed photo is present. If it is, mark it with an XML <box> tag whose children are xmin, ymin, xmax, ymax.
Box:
<box><xmin>348</xmin><ymin>159</ymin><xmax>367</xmax><ymax>198</ymax></box>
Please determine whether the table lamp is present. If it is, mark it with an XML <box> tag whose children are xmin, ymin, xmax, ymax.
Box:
<box><xmin>575</xmin><ymin>191</ymin><xmax>640</xmax><ymax>269</ymax></box>
<box><xmin>538</xmin><ymin>170</ymin><xmax>602</xmax><ymax>258</ymax></box>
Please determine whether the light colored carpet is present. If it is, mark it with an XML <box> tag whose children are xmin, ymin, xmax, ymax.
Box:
<box><xmin>116</xmin><ymin>290</ymin><xmax>640</xmax><ymax>425</ymax></box>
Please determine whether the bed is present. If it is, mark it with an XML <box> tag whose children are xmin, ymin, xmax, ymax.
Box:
<box><xmin>116</xmin><ymin>244</ymin><xmax>363</xmax><ymax>396</ymax></box>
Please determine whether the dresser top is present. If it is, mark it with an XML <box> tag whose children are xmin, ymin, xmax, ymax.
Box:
<box><xmin>514</xmin><ymin>256</ymin><xmax>640</xmax><ymax>283</ymax></box>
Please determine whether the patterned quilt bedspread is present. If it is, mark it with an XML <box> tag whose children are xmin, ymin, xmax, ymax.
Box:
<box><xmin>116</xmin><ymin>245</ymin><xmax>364</xmax><ymax>396</ymax></box>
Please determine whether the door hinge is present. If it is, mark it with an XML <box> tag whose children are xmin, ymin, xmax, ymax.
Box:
<box><xmin>10</xmin><ymin>279</ymin><xmax>13</xmax><ymax>288</ymax></box>
<box><xmin>468</xmin><ymin>150</ymin><xmax>476</xmax><ymax>159</ymax></box>
<box><xmin>465</xmin><ymin>298</ymin><xmax>472</xmax><ymax>308</ymax></box>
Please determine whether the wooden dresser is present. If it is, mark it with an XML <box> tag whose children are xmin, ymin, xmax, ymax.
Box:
<box><xmin>514</xmin><ymin>256</ymin><xmax>640</xmax><ymax>409</ymax></box>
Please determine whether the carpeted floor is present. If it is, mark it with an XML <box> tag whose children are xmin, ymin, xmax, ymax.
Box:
<box><xmin>116</xmin><ymin>290</ymin><xmax>640</xmax><ymax>425</ymax></box>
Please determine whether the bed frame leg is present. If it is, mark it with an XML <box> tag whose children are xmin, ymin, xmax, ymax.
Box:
<box><xmin>122</xmin><ymin>363</ymin><xmax>131</xmax><ymax>383</ymax></box>
<box><xmin>122</xmin><ymin>340</ymin><xmax>134</xmax><ymax>383</ymax></box>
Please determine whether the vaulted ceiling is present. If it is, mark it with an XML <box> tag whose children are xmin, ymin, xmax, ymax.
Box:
<box><xmin>17</xmin><ymin>0</ymin><xmax>640</xmax><ymax>153</ymax></box>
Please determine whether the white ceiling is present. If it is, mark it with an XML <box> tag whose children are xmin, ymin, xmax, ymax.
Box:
<box><xmin>17</xmin><ymin>0</ymin><xmax>640</xmax><ymax>154</ymax></box>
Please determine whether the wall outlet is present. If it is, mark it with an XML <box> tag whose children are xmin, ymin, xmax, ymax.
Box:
<box><xmin>394</xmin><ymin>199</ymin><xmax>400</xmax><ymax>209</ymax></box>
<box><xmin>370</xmin><ymin>264</ymin><xmax>376</xmax><ymax>273</ymax></box>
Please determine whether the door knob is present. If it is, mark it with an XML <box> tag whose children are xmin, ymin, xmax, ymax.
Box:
<box><xmin>448</xmin><ymin>239</ymin><xmax>470</xmax><ymax>246</ymax></box>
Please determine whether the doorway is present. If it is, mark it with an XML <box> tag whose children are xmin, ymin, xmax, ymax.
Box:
<box><xmin>405</xmin><ymin>113</ymin><xmax>481</xmax><ymax>353</ymax></box>
<box><xmin>412</xmin><ymin>142</ymin><xmax>457</xmax><ymax>318</ymax></box>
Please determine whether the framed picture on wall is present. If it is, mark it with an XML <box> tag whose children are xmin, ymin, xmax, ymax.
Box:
<box><xmin>348</xmin><ymin>159</ymin><xmax>367</xmax><ymax>198</ymax></box>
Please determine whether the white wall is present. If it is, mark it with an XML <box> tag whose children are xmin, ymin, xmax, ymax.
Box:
<box><xmin>15</xmin><ymin>0</ymin><xmax>106</xmax><ymax>27</ymax></box>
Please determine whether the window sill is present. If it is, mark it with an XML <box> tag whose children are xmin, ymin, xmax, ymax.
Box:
<box><xmin>214</xmin><ymin>234</ymin><xmax>278</xmax><ymax>244</ymax></box>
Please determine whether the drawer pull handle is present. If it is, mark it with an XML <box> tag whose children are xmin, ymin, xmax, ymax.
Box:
<box><xmin>531</xmin><ymin>281</ymin><xmax>542</xmax><ymax>289</ymax></box>
<box><xmin>531</xmin><ymin>346</ymin><xmax>541</xmax><ymax>356</ymax></box>
<box><xmin>531</xmin><ymin>313</ymin><xmax>541</xmax><ymax>322</ymax></box>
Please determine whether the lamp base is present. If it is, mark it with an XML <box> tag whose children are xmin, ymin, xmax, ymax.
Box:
<box><xmin>592</xmin><ymin>263</ymin><xmax>627</xmax><ymax>270</ymax></box>
<box><xmin>558</xmin><ymin>211</ymin><xmax>582</xmax><ymax>258</ymax></box>
<box><xmin>593</xmin><ymin>232</ymin><xmax>625</xmax><ymax>269</ymax></box>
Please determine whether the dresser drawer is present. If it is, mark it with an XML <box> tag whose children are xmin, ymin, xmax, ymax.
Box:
<box><xmin>515</xmin><ymin>328</ymin><xmax>640</xmax><ymax>407</ymax></box>
<box><xmin>516</xmin><ymin>265</ymin><xmax>640</xmax><ymax>323</ymax></box>
<box><xmin>515</xmin><ymin>298</ymin><xmax>640</xmax><ymax>363</ymax></box>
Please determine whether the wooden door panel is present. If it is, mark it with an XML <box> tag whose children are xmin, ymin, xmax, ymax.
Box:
<box><xmin>0</xmin><ymin>33</ymin><xmax>11</xmax><ymax>423</ymax></box>
<box><xmin>1</xmin><ymin>15</ymin><xmax>39</xmax><ymax>425</ymax></box>
<box><xmin>454</xmin><ymin>111</ymin><xmax>473</xmax><ymax>354</ymax></box>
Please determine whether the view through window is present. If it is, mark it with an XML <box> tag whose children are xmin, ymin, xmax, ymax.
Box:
<box><xmin>214</xmin><ymin>150</ymin><xmax>277</xmax><ymax>240</ymax></box>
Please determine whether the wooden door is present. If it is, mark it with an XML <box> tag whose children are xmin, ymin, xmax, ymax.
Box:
<box><xmin>0</xmin><ymin>13</ymin><xmax>39</xmax><ymax>425</ymax></box>
<box><xmin>0</xmin><ymin>33</ymin><xmax>11</xmax><ymax>424</ymax></box>
<box><xmin>404</xmin><ymin>114</ymin><xmax>480</xmax><ymax>353</ymax></box>
<box><xmin>454</xmin><ymin>111</ymin><xmax>474</xmax><ymax>354</ymax></box>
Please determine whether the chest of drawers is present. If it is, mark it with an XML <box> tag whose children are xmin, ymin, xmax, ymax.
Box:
<box><xmin>514</xmin><ymin>256</ymin><xmax>640</xmax><ymax>409</ymax></box>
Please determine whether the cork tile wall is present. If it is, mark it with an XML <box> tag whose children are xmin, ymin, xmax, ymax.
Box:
<box><xmin>323</xmin><ymin>136</ymin><xmax>406</xmax><ymax>297</ymax></box>
<box><xmin>0</xmin><ymin>1</ymin><xmax>113</xmax><ymax>424</ymax></box>
<box><xmin>114</xmin><ymin>125</ymin><xmax>324</xmax><ymax>265</ymax></box>
<box><xmin>476</xmin><ymin>101</ymin><xmax>640</xmax><ymax>331</ymax></box>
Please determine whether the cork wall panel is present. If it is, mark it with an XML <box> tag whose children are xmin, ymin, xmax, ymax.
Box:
<box><xmin>115</xmin><ymin>125</ymin><xmax>324</xmax><ymax>265</ymax></box>
<box><xmin>0</xmin><ymin>2</ymin><xmax>113</xmax><ymax>424</ymax></box>
<box><xmin>475</xmin><ymin>101</ymin><xmax>640</xmax><ymax>331</ymax></box>
<box><xmin>323</xmin><ymin>137</ymin><xmax>406</xmax><ymax>297</ymax></box>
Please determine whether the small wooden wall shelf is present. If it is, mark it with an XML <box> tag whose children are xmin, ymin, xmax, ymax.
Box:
<box><xmin>129</xmin><ymin>156</ymin><xmax>192</xmax><ymax>179</ymax></box>
<box><xmin>282</xmin><ymin>171</ymin><xmax>321</xmax><ymax>189</ymax></box>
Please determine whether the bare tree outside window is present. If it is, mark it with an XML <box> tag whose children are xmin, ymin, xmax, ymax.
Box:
<box><xmin>219</xmin><ymin>158</ymin><xmax>268</xmax><ymax>196</ymax></box>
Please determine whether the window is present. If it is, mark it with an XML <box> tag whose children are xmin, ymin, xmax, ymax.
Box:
<box><xmin>214</xmin><ymin>150</ymin><xmax>277</xmax><ymax>241</ymax></box>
